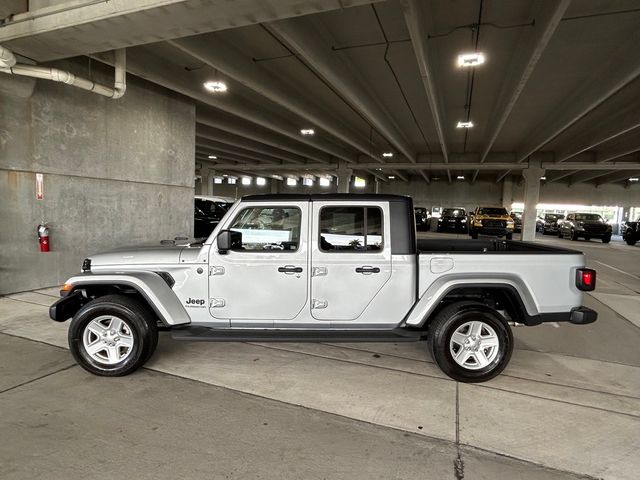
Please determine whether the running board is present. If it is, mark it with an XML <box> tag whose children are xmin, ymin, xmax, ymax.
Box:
<box><xmin>171</xmin><ymin>326</ymin><xmax>424</xmax><ymax>343</ymax></box>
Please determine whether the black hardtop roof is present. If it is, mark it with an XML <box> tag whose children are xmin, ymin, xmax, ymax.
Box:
<box><xmin>241</xmin><ymin>193</ymin><xmax>411</xmax><ymax>203</ymax></box>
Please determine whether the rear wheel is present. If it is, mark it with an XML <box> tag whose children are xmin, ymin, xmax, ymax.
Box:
<box><xmin>470</xmin><ymin>231</ymin><xmax>479</xmax><ymax>239</ymax></box>
<box><xmin>428</xmin><ymin>302</ymin><xmax>513</xmax><ymax>383</ymax></box>
<box><xmin>602</xmin><ymin>235</ymin><xmax>611</xmax><ymax>244</ymax></box>
<box><xmin>626</xmin><ymin>236</ymin><xmax>637</xmax><ymax>246</ymax></box>
<box><xmin>68</xmin><ymin>295</ymin><xmax>158</xmax><ymax>376</ymax></box>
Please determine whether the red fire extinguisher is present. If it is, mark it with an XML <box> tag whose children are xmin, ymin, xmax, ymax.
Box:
<box><xmin>38</xmin><ymin>223</ymin><xmax>50</xmax><ymax>252</ymax></box>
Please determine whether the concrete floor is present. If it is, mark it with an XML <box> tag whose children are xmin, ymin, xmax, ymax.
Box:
<box><xmin>1</xmin><ymin>232</ymin><xmax>639</xmax><ymax>479</ymax></box>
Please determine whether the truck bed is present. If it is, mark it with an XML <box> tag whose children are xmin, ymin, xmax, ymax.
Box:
<box><xmin>418</xmin><ymin>238</ymin><xmax>579</xmax><ymax>254</ymax></box>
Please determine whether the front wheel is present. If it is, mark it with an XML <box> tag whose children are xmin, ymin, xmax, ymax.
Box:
<box><xmin>470</xmin><ymin>231</ymin><xmax>479</xmax><ymax>239</ymax></box>
<box><xmin>571</xmin><ymin>229</ymin><xmax>579</xmax><ymax>241</ymax></box>
<box><xmin>625</xmin><ymin>236</ymin><xmax>637</xmax><ymax>246</ymax></box>
<box><xmin>68</xmin><ymin>295</ymin><xmax>159</xmax><ymax>376</ymax></box>
<box><xmin>602</xmin><ymin>235</ymin><xmax>611</xmax><ymax>244</ymax></box>
<box><xmin>428</xmin><ymin>302</ymin><xmax>513</xmax><ymax>383</ymax></box>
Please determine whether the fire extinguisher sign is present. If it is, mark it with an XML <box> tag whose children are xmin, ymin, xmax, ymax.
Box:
<box><xmin>36</xmin><ymin>173</ymin><xmax>44</xmax><ymax>200</ymax></box>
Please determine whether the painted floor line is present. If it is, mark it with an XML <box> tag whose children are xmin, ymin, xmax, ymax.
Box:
<box><xmin>594</xmin><ymin>260</ymin><xmax>640</xmax><ymax>281</ymax></box>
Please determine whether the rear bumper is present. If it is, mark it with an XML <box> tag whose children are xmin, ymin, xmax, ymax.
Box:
<box><xmin>535</xmin><ymin>306</ymin><xmax>597</xmax><ymax>326</ymax></box>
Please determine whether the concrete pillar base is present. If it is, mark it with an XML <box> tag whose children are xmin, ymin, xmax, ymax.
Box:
<box><xmin>521</xmin><ymin>161</ymin><xmax>545</xmax><ymax>241</ymax></box>
<box><xmin>336</xmin><ymin>162</ymin><xmax>353</xmax><ymax>194</ymax></box>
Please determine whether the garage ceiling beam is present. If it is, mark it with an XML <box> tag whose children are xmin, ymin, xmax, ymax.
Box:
<box><xmin>544</xmin><ymin>170</ymin><xmax>578</xmax><ymax>184</ymax></box>
<box><xmin>401</xmin><ymin>0</ymin><xmax>450</xmax><ymax>183</ymax></box>
<box><xmin>471</xmin><ymin>0</ymin><xmax>570</xmax><ymax>183</ymax></box>
<box><xmin>597</xmin><ymin>145</ymin><xmax>640</xmax><ymax>163</ymax></box>
<box><xmin>568</xmin><ymin>170</ymin><xmax>616</xmax><ymax>185</ymax></box>
<box><xmin>197</xmin><ymin>110</ymin><xmax>332</xmax><ymax>165</ymax></box>
<box><xmin>169</xmin><ymin>36</ymin><xmax>377</xmax><ymax>164</ymax></box>
<box><xmin>197</xmin><ymin>126</ymin><xmax>307</xmax><ymax>165</ymax></box>
<box><xmin>0</xmin><ymin>0</ymin><xmax>382</xmax><ymax>62</ymax></box>
<box><xmin>195</xmin><ymin>148</ymin><xmax>281</xmax><ymax>166</ymax></box>
<box><xmin>267</xmin><ymin>18</ymin><xmax>416</xmax><ymax>164</ymax></box>
<box><xmin>594</xmin><ymin>170</ymin><xmax>640</xmax><ymax>186</ymax></box>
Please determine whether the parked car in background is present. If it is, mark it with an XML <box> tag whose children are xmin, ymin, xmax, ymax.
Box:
<box><xmin>558</xmin><ymin>213</ymin><xmax>612</xmax><ymax>243</ymax></box>
<box><xmin>194</xmin><ymin>195</ymin><xmax>235</xmax><ymax>238</ymax></box>
<box><xmin>438</xmin><ymin>208</ymin><xmax>467</xmax><ymax>232</ymax></box>
<box><xmin>469</xmin><ymin>207</ymin><xmax>514</xmax><ymax>240</ymax></box>
<box><xmin>623</xmin><ymin>217</ymin><xmax>640</xmax><ymax>246</ymax></box>
<box><xmin>509</xmin><ymin>212</ymin><xmax>522</xmax><ymax>233</ymax></box>
<box><xmin>537</xmin><ymin>213</ymin><xmax>565</xmax><ymax>235</ymax></box>
<box><xmin>414</xmin><ymin>207</ymin><xmax>431</xmax><ymax>231</ymax></box>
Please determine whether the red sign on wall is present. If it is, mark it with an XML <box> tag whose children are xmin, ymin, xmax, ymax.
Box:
<box><xmin>36</xmin><ymin>173</ymin><xmax>44</xmax><ymax>200</ymax></box>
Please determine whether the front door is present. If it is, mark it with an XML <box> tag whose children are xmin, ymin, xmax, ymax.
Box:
<box><xmin>310</xmin><ymin>202</ymin><xmax>392</xmax><ymax>321</ymax></box>
<box><xmin>208</xmin><ymin>201</ymin><xmax>309</xmax><ymax>326</ymax></box>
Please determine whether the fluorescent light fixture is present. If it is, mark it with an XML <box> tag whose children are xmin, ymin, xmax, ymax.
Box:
<box><xmin>629</xmin><ymin>177</ymin><xmax>639</xmax><ymax>182</ymax></box>
<box><xmin>256</xmin><ymin>177</ymin><xmax>266</xmax><ymax>186</ymax></box>
<box><xmin>388</xmin><ymin>175</ymin><xmax>396</xmax><ymax>179</ymax></box>
<box><xmin>208</xmin><ymin>155</ymin><xmax>217</xmax><ymax>159</ymax></box>
<box><xmin>457</xmin><ymin>52</ymin><xmax>485</xmax><ymax>67</ymax></box>
<box><xmin>300</xmin><ymin>128</ymin><xmax>315</xmax><ymax>136</ymax></box>
<box><xmin>456</xmin><ymin>121</ymin><xmax>474</xmax><ymax>129</ymax></box>
<box><xmin>540</xmin><ymin>176</ymin><xmax>547</xmax><ymax>180</ymax></box>
<box><xmin>241</xmin><ymin>177</ymin><xmax>251</xmax><ymax>185</ymax></box>
<box><xmin>456</xmin><ymin>175</ymin><xmax>465</xmax><ymax>180</ymax></box>
<box><xmin>204</xmin><ymin>81</ymin><xmax>227</xmax><ymax>93</ymax></box>
<box><xmin>354</xmin><ymin>176</ymin><xmax>366</xmax><ymax>188</ymax></box>
<box><xmin>319</xmin><ymin>177</ymin><xmax>331</xmax><ymax>187</ymax></box>
<box><xmin>227</xmin><ymin>177</ymin><xmax>237</xmax><ymax>185</ymax></box>
<box><xmin>382</xmin><ymin>152</ymin><xmax>393</xmax><ymax>157</ymax></box>
<box><xmin>303</xmin><ymin>178</ymin><xmax>314</xmax><ymax>187</ymax></box>
<box><xmin>213</xmin><ymin>177</ymin><xmax>223</xmax><ymax>184</ymax></box>
<box><xmin>376</xmin><ymin>168</ymin><xmax>382</xmax><ymax>171</ymax></box>
<box><xmin>286</xmin><ymin>177</ymin><xmax>297</xmax><ymax>186</ymax></box>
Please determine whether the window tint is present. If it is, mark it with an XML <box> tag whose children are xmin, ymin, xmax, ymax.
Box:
<box><xmin>320</xmin><ymin>207</ymin><xmax>383</xmax><ymax>252</ymax></box>
<box><xmin>229</xmin><ymin>206</ymin><xmax>301</xmax><ymax>251</ymax></box>
<box><xmin>575</xmin><ymin>213</ymin><xmax>603</xmax><ymax>222</ymax></box>
<box><xmin>478</xmin><ymin>207</ymin><xmax>508</xmax><ymax>216</ymax></box>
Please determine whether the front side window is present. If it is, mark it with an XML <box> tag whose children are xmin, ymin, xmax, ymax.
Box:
<box><xmin>229</xmin><ymin>206</ymin><xmax>301</xmax><ymax>251</ymax></box>
<box><xmin>319</xmin><ymin>207</ymin><xmax>383</xmax><ymax>252</ymax></box>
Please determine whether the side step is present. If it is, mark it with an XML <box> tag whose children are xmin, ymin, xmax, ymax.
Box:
<box><xmin>171</xmin><ymin>326</ymin><xmax>425</xmax><ymax>343</ymax></box>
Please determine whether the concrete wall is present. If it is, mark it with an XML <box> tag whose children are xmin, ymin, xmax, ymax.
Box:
<box><xmin>515</xmin><ymin>181</ymin><xmax>640</xmax><ymax>207</ymax></box>
<box><xmin>0</xmin><ymin>60</ymin><xmax>195</xmax><ymax>294</ymax></box>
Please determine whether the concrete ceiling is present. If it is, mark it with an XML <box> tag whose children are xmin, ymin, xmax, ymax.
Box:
<box><xmin>2</xmin><ymin>0</ymin><xmax>640</xmax><ymax>186</ymax></box>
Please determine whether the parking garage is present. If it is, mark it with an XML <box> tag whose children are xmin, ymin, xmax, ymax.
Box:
<box><xmin>1</xmin><ymin>1</ymin><xmax>639</xmax><ymax>479</ymax></box>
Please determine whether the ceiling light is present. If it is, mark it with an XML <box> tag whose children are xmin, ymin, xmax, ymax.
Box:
<box><xmin>256</xmin><ymin>177</ymin><xmax>266</xmax><ymax>186</ymax></box>
<box><xmin>227</xmin><ymin>177</ymin><xmax>236</xmax><ymax>185</ymax></box>
<box><xmin>319</xmin><ymin>177</ymin><xmax>331</xmax><ymax>187</ymax></box>
<box><xmin>456</xmin><ymin>121</ymin><xmax>474</xmax><ymax>129</ymax></box>
<box><xmin>456</xmin><ymin>175</ymin><xmax>465</xmax><ymax>180</ymax></box>
<box><xmin>388</xmin><ymin>175</ymin><xmax>396</xmax><ymax>179</ymax></box>
<box><xmin>354</xmin><ymin>176</ymin><xmax>366</xmax><ymax>188</ymax></box>
<box><xmin>540</xmin><ymin>176</ymin><xmax>547</xmax><ymax>180</ymax></box>
<box><xmin>629</xmin><ymin>177</ymin><xmax>639</xmax><ymax>182</ymax></box>
<box><xmin>241</xmin><ymin>177</ymin><xmax>251</xmax><ymax>185</ymax></box>
<box><xmin>457</xmin><ymin>52</ymin><xmax>485</xmax><ymax>67</ymax></box>
<box><xmin>300</xmin><ymin>129</ymin><xmax>315</xmax><ymax>136</ymax></box>
<box><xmin>204</xmin><ymin>81</ymin><xmax>227</xmax><ymax>93</ymax></box>
<box><xmin>208</xmin><ymin>155</ymin><xmax>217</xmax><ymax>159</ymax></box>
<box><xmin>382</xmin><ymin>152</ymin><xmax>393</xmax><ymax>157</ymax></box>
<box><xmin>376</xmin><ymin>168</ymin><xmax>382</xmax><ymax>171</ymax></box>
<box><xmin>213</xmin><ymin>177</ymin><xmax>223</xmax><ymax>184</ymax></box>
<box><xmin>303</xmin><ymin>178</ymin><xmax>314</xmax><ymax>187</ymax></box>
<box><xmin>287</xmin><ymin>177</ymin><xmax>297</xmax><ymax>186</ymax></box>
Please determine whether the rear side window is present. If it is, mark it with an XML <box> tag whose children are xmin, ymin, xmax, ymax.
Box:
<box><xmin>229</xmin><ymin>206</ymin><xmax>301</xmax><ymax>251</ymax></box>
<box><xmin>319</xmin><ymin>207</ymin><xmax>383</xmax><ymax>252</ymax></box>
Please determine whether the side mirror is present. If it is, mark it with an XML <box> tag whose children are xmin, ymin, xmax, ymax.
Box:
<box><xmin>216</xmin><ymin>230</ymin><xmax>242</xmax><ymax>253</ymax></box>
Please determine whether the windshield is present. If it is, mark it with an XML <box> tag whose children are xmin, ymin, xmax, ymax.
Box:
<box><xmin>478</xmin><ymin>208</ymin><xmax>508</xmax><ymax>216</ymax></box>
<box><xmin>442</xmin><ymin>208</ymin><xmax>465</xmax><ymax>216</ymax></box>
<box><xmin>545</xmin><ymin>214</ymin><xmax>564</xmax><ymax>221</ymax></box>
<box><xmin>575</xmin><ymin>213</ymin><xmax>604</xmax><ymax>222</ymax></box>
<box><xmin>195</xmin><ymin>199</ymin><xmax>233</xmax><ymax>216</ymax></box>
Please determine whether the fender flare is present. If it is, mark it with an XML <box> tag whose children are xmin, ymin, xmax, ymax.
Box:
<box><xmin>54</xmin><ymin>271</ymin><xmax>191</xmax><ymax>326</ymax></box>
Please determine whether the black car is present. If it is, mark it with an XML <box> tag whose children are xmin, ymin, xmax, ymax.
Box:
<box><xmin>194</xmin><ymin>196</ymin><xmax>234</xmax><ymax>238</ymax></box>
<box><xmin>414</xmin><ymin>207</ymin><xmax>431</xmax><ymax>231</ymax></box>
<box><xmin>558</xmin><ymin>212</ymin><xmax>612</xmax><ymax>243</ymax></box>
<box><xmin>623</xmin><ymin>217</ymin><xmax>640</xmax><ymax>246</ymax></box>
<box><xmin>510</xmin><ymin>212</ymin><xmax>522</xmax><ymax>233</ymax></box>
<box><xmin>437</xmin><ymin>208</ymin><xmax>467</xmax><ymax>232</ymax></box>
<box><xmin>537</xmin><ymin>213</ymin><xmax>565</xmax><ymax>235</ymax></box>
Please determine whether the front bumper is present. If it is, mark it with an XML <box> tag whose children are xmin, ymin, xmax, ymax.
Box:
<box><xmin>49</xmin><ymin>290</ymin><xmax>85</xmax><ymax>322</ymax></box>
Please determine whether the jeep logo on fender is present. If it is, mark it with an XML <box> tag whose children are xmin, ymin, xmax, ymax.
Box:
<box><xmin>185</xmin><ymin>298</ymin><xmax>205</xmax><ymax>306</ymax></box>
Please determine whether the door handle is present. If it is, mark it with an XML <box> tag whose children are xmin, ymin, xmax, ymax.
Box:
<box><xmin>278</xmin><ymin>265</ymin><xmax>303</xmax><ymax>274</ymax></box>
<box><xmin>355</xmin><ymin>266</ymin><xmax>380</xmax><ymax>274</ymax></box>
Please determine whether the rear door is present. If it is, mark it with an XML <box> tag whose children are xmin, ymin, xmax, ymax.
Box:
<box><xmin>310</xmin><ymin>201</ymin><xmax>391</xmax><ymax>321</ymax></box>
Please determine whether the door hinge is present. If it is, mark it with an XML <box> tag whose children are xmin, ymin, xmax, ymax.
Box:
<box><xmin>209</xmin><ymin>266</ymin><xmax>225</xmax><ymax>276</ymax></box>
<box><xmin>210</xmin><ymin>298</ymin><xmax>226</xmax><ymax>308</ymax></box>
<box><xmin>312</xmin><ymin>266</ymin><xmax>328</xmax><ymax>277</ymax></box>
<box><xmin>311</xmin><ymin>299</ymin><xmax>328</xmax><ymax>309</ymax></box>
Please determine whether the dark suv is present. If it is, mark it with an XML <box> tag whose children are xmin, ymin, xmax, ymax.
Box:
<box><xmin>537</xmin><ymin>213</ymin><xmax>565</xmax><ymax>235</ymax></box>
<box><xmin>414</xmin><ymin>207</ymin><xmax>431</xmax><ymax>231</ymax></box>
<box><xmin>437</xmin><ymin>208</ymin><xmax>467</xmax><ymax>232</ymax></box>
<box><xmin>558</xmin><ymin>213</ymin><xmax>612</xmax><ymax>243</ymax></box>
<box><xmin>623</xmin><ymin>217</ymin><xmax>640</xmax><ymax>246</ymax></box>
<box><xmin>194</xmin><ymin>196</ymin><xmax>234</xmax><ymax>238</ymax></box>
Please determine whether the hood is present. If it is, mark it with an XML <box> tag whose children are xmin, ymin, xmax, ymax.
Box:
<box><xmin>89</xmin><ymin>244</ymin><xmax>185</xmax><ymax>267</ymax></box>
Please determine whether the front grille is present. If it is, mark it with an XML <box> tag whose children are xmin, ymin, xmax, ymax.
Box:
<box><xmin>482</xmin><ymin>220</ymin><xmax>506</xmax><ymax>228</ymax></box>
<box><xmin>583</xmin><ymin>225</ymin><xmax>607</xmax><ymax>233</ymax></box>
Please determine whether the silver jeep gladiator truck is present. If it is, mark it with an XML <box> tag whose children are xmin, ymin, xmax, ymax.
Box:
<box><xmin>50</xmin><ymin>194</ymin><xmax>597</xmax><ymax>383</ymax></box>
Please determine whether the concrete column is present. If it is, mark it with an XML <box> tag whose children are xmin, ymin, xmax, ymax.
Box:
<box><xmin>270</xmin><ymin>179</ymin><xmax>279</xmax><ymax>194</ymax></box>
<box><xmin>501</xmin><ymin>175</ymin><xmax>513</xmax><ymax>210</ymax></box>
<box><xmin>521</xmin><ymin>161</ymin><xmax>545</xmax><ymax>241</ymax></box>
<box><xmin>336</xmin><ymin>161</ymin><xmax>353</xmax><ymax>194</ymax></box>
<box><xmin>374</xmin><ymin>178</ymin><xmax>380</xmax><ymax>194</ymax></box>
<box><xmin>203</xmin><ymin>168</ymin><xmax>215</xmax><ymax>196</ymax></box>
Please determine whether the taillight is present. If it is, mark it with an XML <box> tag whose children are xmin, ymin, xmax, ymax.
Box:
<box><xmin>576</xmin><ymin>268</ymin><xmax>596</xmax><ymax>291</ymax></box>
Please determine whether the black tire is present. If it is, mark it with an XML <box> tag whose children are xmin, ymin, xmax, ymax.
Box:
<box><xmin>470</xmin><ymin>231</ymin><xmax>479</xmax><ymax>239</ymax></box>
<box><xmin>427</xmin><ymin>302</ymin><xmax>513</xmax><ymax>383</ymax></box>
<box><xmin>625</xmin><ymin>236</ymin><xmax>637</xmax><ymax>246</ymax></box>
<box><xmin>571</xmin><ymin>229</ymin><xmax>579</xmax><ymax>241</ymax></box>
<box><xmin>584</xmin><ymin>236</ymin><xmax>591</xmax><ymax>241</ymax></box>
<box><xmin>68</xmin><ymin>295</ymin><xmax>159</xmax><ymax>376</ymax></box>
<box><xmin>506</xmin><ymin>233</ymin><xmax>513</xmax><ymax>240</ymax></box>
<box><xmin>602</xmin><ymin>235</ymin><xmax>611</xmax><ymax>244</ymax></box>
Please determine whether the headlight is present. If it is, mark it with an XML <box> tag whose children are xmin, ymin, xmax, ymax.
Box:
<box><xmin>438</xmin><ymin>218</ymin><xmax>443</xmax><ymax>222</ymax></box>
<box><xmin>461</xmin><ymin>218</ymin><xmax>467</xmax><ymax>223</ymax></box>
<box><xmin>474</xmin><ymin>221</ymin><xmax>483</xmax><ymax>227</ymax></box>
